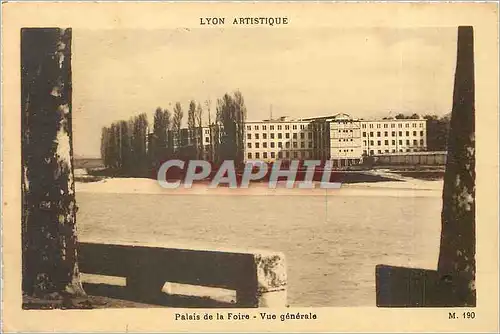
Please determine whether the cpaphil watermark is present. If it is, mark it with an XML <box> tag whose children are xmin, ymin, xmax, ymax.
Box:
<box><xmin>156</xmin><ymin>160</ymin><xmax>342</xmax><ymax>189</ymax></box>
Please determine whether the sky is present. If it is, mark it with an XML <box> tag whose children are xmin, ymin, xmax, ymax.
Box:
<box><xmin>72</xmin><ymin>27</ymin><xmax>458</xmax><ymax>157</ymax></box>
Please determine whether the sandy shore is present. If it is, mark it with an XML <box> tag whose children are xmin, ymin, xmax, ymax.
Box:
<box><xmin>75</xmin><ymin>177</ymin><xmax>443</xmax><ymax>198</ymax></box>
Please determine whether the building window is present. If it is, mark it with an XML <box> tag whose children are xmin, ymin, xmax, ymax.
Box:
<box><xmin>254</xmin><ymin>125</ymin><xmax>259</xmax><ymax>130</ymax></box>
<box><xmin>301</xmin><ymin>142</ymin><xmax>305</xmax><ymax>148</ymax></box>
<box><xmin>205</xmin><ymin>137</ymin><xmax>209</xmax><ymax>143</ymax></box>
<box><xmin>406</xmin><ymin>140</ymin><xmax>410</xmax><ymax>145</ymax></box>
<box><xmin>285</xmin><ymin>125</ymin><xmax>290</xmax><ymax>130</ymax></box>
<box><xmin>271</xmin><ymin>142</ymin><xmax>275</xmax><ymax>148</ymax></box>
<box><xmin>247</xmin><ymin>143</ymin><xmax>252</xmax><ymax>148</ymax></box>
<box><xmin>384</xmin><ymin>140</ymin><xmax>389</xmax><ymax>145</ymax></box>
<box><xmin>300</xmin><ymin>133</ymin><xmax>305</xmax><ymax>139</ymax></box>
<box><xmin>278</xmin><ymin>152</ymin><xmax>283</xmax><ymax>158</ymax></box>
<box><xmin>263</xmin><ymin>152</ymin><xmax>268</xmax><ymax>158</ymax></box>
<box><xmin>370</xmin><ymin>150</ymin><xmax>374</xmax><ymax>155</ymax></box>
<box><xmin>247</xmin><ymin>153</ymin><xmax>252</xmax><ymax>159</ymax></box>
<box><xmin>278</xmin><ymin>133</ymin><xmax>282</xmax><ymax>139</ymax></box>
<box><xmin>263</xmin><ymin>125</ymin><xmax>267</xmax><ymax>130</ymax></box>
<box><xmin>293</xmin><ymin>152</ymin><xmax>298</xmax><ymax>158</ymax></box>
<box><xmin>285</xmin><ymin>142</ymin><xmax>290</xmax><ymax>148</ymax></box>
<box><xmin>377</xmin><ymin>140</ymin><xmax>381</xmax><ymax>146</ymax></box>
<box><xmin>406</xmin><ymin>131</ymin><xmax>410</xmax><ymax>136</ymax></box>
<box><xmin>278</xmin><ymin>125</ymin><xmax>282</xmax><ymax>130</ymax></box>
<box><xmin>398</xmin><ymin>124</ymin><xmax>402</xmax><ymax>128</ymax></box>
<box><xmin>384</xmin><ymin>131</ymin><xmax>388</xmax><ymax>136</ymax></box>
<box><xmin>270</xmin><ymin>133</ymin><xmax>275</xmax><ymax>139</ymax></box>
<box><xmin>377</xmin><ymin>124</ymin><xmax>381</xmax><ymax>128</ymax></box>
<box><xmin>391</xmin><ymin>124</ymin><xmax>395</xmax><ymax>128</ymax></box>
<box><xmin>369</xmin><ymin>124</ymin><xmax>374</xmax><ymax>128</ymax></box>
<box><xmin>293</xmin><ymin>142</ymin><xmax>297</xmax><ymax>148</ymax></box>
<box><xmin>308</xmin><ymin>141</ymin><xmax>313</xmax><ymax>148</ymax></box>
<box><xmin>308</xmin><ymin>132</ymin><xmax>312</xmax><ymax>139</ymax></box>
<box><xmin>285</xmin><ymin>133</ymin><xmax>290</xmax><ymax>139</ymax></box>
<box><xmin>370</xmin><ymin>132</ymin><xmax>374</xmax><ymax>137</ymax></box>
<box><xmin>300</xmin><ymin>124</ymin><xmax>305</xmax><ymax>129</ymax></box>
<box><xmin>362</xmin><ymin>124</ymin><xmax>366</xmax><ymax>128</ymax></box>
<box><xmin>247</xmin><ymin>126</ymin><xmax>251</xmax><ymax>131</ymax></box>
<box><xmin>255</xmin><ymin>143</ymin><xmax>260</xmax><ymax>148</ymax></box>
<box><xmin>293</xmin><ymin>125</ymin><xmax>297</xmax><ymax>130</ymax></box>
<box><xmin>384</xmin><ymin>124</ymin><xmax>388</xmax><ymax>128</ymax></box>
<box><xmin>293</xmin><ymin>133</ymin><xmax>297</xmax><ymax>139</ymax></box>
<box><xmin>370</xmin><ymin>140</ymin><xmax>374</xmax><ymax>145</ymax></box>
<box><xmin>270</xmin><ymin>125</ymin><xmax>274</xmax><ymax>130</ymax></box>
<box><xmin>255</xmin><ymin>152</ymin><xmax>260</xmax><ymax>159</ymax></box>
<box><xmin>247</xmin><ymin>134</ymin><xmax>251</xmax><ymax>139</ymax></box>
<box><xmin>263</xmin><ymin>142</ymin><xmax>268</xmax><ymax>148</ymax></box>
<box><xmin>378</xmin><ymin>150</ymin><xmax>382</xmax><ymax>153</ymax></box>
<box><xmin>399</xmin><ymin>131</ymin><xmax>403</xmax><ymax>136</ymax></box>
<box><xmin>363</xmin><ymin>132</ymin><xmax>367</xmax><ymax>137</ymax></box>
<box><xmin>420</xmin><ymin>139</ymin><xmax>424</xmax><ymax>145</ymax></box>
<box><xmin>278</xmin><ymin>142</ymin><xmax>283</xmax><ymax>148</ymax></box>
<box><xmin>412</xmin><ymin>131</ymin><xmax>416</xmax><ymax>136</ymax></box>
<box><xmin>413</xmin><ymin>140</ymin><xmax>418</xmax><ymax>145</ymax></box>
<box><xmin>392</xmin><ymin>149</ymin><xmax>396</xmax><ymax>153</ymax></box>
<box><xmin>392</xmin><ymin>131</ymin><xmax>396</xmax><ymax>136</ymax></box>
<box><xmin>385</xmin><ymin>149</ymin><xmax>389</xmax><ymax>153</ymax></box>
<box><xmin>406</xmin><ymin>124</ymin><xmax>410</xmax><ymax>128</ymax></box>
<box><xmin>392</xmin><ymin>140</ymin><xmax>396</xmax><ymax>145</ymax></box>
<box><xmin>263</xmin><ymin>133</ymin><xmax>267</xmax><ymax>139</ymax></box>
<box><xmin>255</xmin><ymin>133</ymin><xmax>259</xmax><ymax>139</ymax></box>
<box><xmin>363</xmin><ymin>140</ymin><xmax>367</xmax><ymax>145</ymax></box>
<box><xmin>420</xmin><ymin>131</ymin><xmax>424</xmax><ymax>136</ymax></box>
<box><xmin>285</xmin><ymin>151</ymin><xmax>290</xmax><ymax>158</ymax></box>
<box><xmin>412</xmin><ymin>123</ymin><xmax>417</xmax><ymax>128</ymax></box>
<box><xmin>271</xmin><ymin>152</ymin><xmax>275</xmax><ymax>158</ymax></box>
<box><xmin>377</xmin><ymin>131</ymin><xmax>381</xmax><ymax>137</ymax></box>
<box><xmin>399</xmin><ymin>140</ymin><xmax>403</xmax><ymax>145</ymax></box>
<box><xmin>363</xmin><ymin>150</ymin><xmax>367</xmax><ymax>155</ymax></box>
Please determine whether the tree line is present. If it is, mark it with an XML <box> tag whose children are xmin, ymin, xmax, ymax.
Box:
<box><xmin>100</xmin><ymin>91</ymin><xmax>248</xmax><ymax>176</ymax></box>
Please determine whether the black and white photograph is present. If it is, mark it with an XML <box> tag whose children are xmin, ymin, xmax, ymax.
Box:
<box><xmin>2</xmin><ymin>2</ymin><xmax>499</xmax><ymax>333</ymax></box>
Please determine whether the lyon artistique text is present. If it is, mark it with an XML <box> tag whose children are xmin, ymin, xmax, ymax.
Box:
<box><xmin>200</xmin><ymin>17</ymin><xmax>289</xmax><ymax>26</ymax></box>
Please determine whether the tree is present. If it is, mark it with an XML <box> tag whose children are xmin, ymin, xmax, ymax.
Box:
<box><xmin>187</xmin><ymin>100</ymin><xmax>197</xmax><ymax>158</ymax></box>
<box><xmin>216</xmin><ymin>91</ymin><xmax>247</xmax><ymax>165</ymax></box>
<box><xmin>131</xmin><ymin>113</ymin><xmax>148</xmax><ymax>174</ymax></box>
<box><xmin>196</xmin><ymin>103</ymin><xmax>204</xmax><ymax>159</ymax></box>
<box><xmin>153</xmin><ymin>107</ymin><xmax>168</xmax><ymax>165</ymax></box>
<box><xmin>21</xmin><ymin>28</ymin><xmax>87</xmax><ymax>304</ymax></box>
<box><xmin>409</xmin><ymin>113</ymin><xmax>420</xmax><ymax>119</ymax></box>
<box><xmin>395</xmin><ymin>113</ymin><xmax>406</xmax><ymax>119</ymax></box>
<box><xmin>164</xmin><ymin>109</ymin><xmax>173</xmax><ymax>158</ymax></box>
<box><xmin>172</xmin><ymin>102</ymin><xmax>184</xmax><ymax>152</ymax></box>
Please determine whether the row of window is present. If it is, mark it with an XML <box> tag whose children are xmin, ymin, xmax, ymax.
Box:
<box><xmin>364</xmin><ymin>139</ymin><xmax>425</xmax><ymax>146</ymax></box>
<box><xmin>247</xmin><ymin>132</ymin><xmax>314</xmax><ymax>140</ymax></box>
<box><xmin>248</xmin><ymin>141</ymin><xmax>314</xmax><ymax>149</ymax></box>
<box><xmin>365</xmin><ymin>148</ymin><xmax>425</xmax><ymax>154</ymax></box>
<box><xmin>247</xmin><ymin>151</ymin><xmax>315</xmax><ymax>159</ymax></box>
<box><xmin>363</xmin><ymin>131</ymin><xmax>424</xmax><ymax>137</ymax></box>
<box><xmin>246</xmin><ymin>124</ymin><xmax>309</xmax><ymax>131</ymax></box>
<box><xmin>361</xmin><ymin>122</ymin><xmax>424</xmax><ymax>129</ymax></box>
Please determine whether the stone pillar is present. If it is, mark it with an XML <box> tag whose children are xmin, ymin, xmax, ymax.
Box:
<box><xmin>21</xmin><ymin>28</ymin><xmax>85</xmax><ymax>299</ymax></box>
<box><xmin>437</xmin><ymin>26</ymin><xmax>476</xmax><ymax>306</ymax></box>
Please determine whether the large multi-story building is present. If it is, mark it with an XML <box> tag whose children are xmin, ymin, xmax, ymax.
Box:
<box><xmin>360</xmin><ymin>118</ymin><xmax>427</xmax><ymax>156</ymax></box>
<box><xmin>150</xmin><ymin>113</ymin><xmax>428</xmax><ymax>166</ymax></box>
<box><xmin>243</xmin><ymin>113</ymin><xmax>427</xmax><ymax>166</ymax></box>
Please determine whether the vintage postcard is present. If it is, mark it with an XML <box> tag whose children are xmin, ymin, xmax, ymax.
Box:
<box><xmin>1</xmin><ymin>2</ymin><xmax>499</xmax><ymax>332</ymax></box>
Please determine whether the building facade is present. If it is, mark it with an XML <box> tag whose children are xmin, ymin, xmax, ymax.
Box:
<box><xmin>150</xmin><ymin>113</ymin><xmax>428</xmax><ymax>165</ymax></box>
<box><xmin>361</xmin><ymin>119</ymin><xmax>427</xmax><ymax>156</ymax></box>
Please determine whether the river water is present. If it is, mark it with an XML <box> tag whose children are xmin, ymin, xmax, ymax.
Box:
<box><xmin>76</xmin><ymin>179</ymin><xmax>443</xmax><ymax>306</ymax></box>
